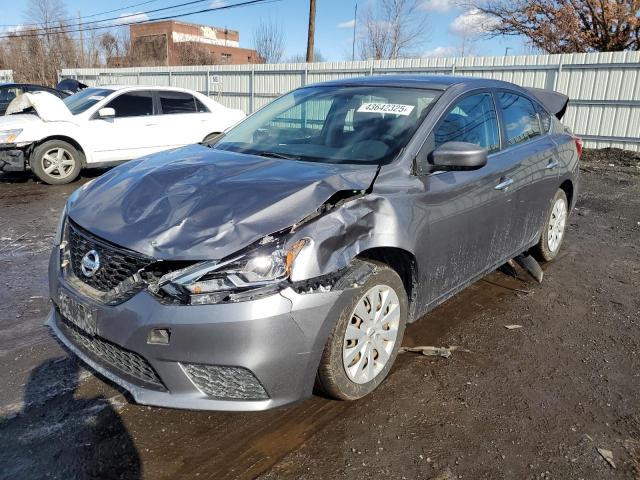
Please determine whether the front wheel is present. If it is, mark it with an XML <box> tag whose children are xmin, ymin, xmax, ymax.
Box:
<box><xmin>532</xmin><ymin>189</ymin><xmax>568</xmax><ymax>262</ymax></box>
<box><xmin>30</xmin><ymin>140</ymin><xmax>81</xmax><ymax>185</ymax></box>
<box><xmin>316</xmin><ymin>260</ymin><xmax>408</xmax><ymax>400</ymax></box>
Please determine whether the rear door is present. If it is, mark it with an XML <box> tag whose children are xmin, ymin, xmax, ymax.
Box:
<box><xmin>87</xmin><ymin>90</ymin><xmax>161</xmax><ymax>162</ymax></box>
<box><xmin>416</xmin><ymin>91</ymin><xmax>516</xmax><ymax>303</ymax></box>
<box><xmin>495</xmin><ymin>90</ymin><xmax>560</xmax><ymax>250</ymax></box>
<box><xmin>155</xmin><ymin>90</ymin><xmax>213</xmax><ymax>148</ymax></box>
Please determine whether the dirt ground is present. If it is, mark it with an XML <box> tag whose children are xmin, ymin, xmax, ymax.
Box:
<box><xmin>0</xmin><ymin>149</ymin><xmax>638</xmax><ymax>480</ymax></box>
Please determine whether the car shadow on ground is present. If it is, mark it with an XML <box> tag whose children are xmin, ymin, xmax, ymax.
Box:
<box><xmin>0</xmin><ymin>357</ymin><xmax>141</xmax><ymax>480</ymax></box>
<box><xmin>0</xmin><ymin>168</ymin><xmax>112</xmax><ymax>184</ymax></box>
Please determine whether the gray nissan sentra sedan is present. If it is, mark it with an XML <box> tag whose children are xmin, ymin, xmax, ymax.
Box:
<box><xmin>47</xmin><ymin>75</ymin><xmax>580</xmax><ymax>411</ymax></box>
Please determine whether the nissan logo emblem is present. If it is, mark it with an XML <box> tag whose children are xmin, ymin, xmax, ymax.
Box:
<box><xmin>81</xmin><ymin>250</ymin><xmax>101</xmax><ymax>277</ymax></box>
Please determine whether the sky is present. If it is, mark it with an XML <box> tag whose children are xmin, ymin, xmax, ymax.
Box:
<box><xmin>0</xmin><ymin>0</ymin><xmax>528</xmax><ymax>61</ymax></box>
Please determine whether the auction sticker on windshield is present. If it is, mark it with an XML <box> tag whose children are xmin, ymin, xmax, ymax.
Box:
<box><xmin>357</xmin><ymin>103</ymin><xmax>415</xmax><ymax>115</ymax></box>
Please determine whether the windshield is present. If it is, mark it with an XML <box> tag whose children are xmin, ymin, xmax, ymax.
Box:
<box><xmin>63</xmin><ymin>87</ymin><xmax>114</xmax><ymax>115</ymax></box>
<box><xmin>215</xmin><ymin>85</ymin><xmax>440</xmax><ymax>165</ymax></box>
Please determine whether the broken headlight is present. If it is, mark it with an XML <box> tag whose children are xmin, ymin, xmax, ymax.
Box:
<box><xmin>152</xmin><ymin>238</ymin><xmax>309</xmax><ymax>305</ymax></box>
<box><xmin>53</xmin><ymin>203</ymin><xmax>67</xmax><ymax>245</ymax></box>
<box><xmin>0</xmin><ymin>129</ymin><xmax>22</xmax><ymax>144</ymax></box>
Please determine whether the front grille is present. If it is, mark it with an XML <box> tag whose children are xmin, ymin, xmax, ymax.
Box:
<box><xmin>68</xmin><ymin>221</ymin><xmax>154</xmax><ymax>293</ymax></box>
<box><xmin>182</xmin><ymin>364</ymin><xmax>269</xmax><ymax>400</ymax></box>
<box><xmin>58</xmin><ymin>314</ymin><xmax>165</xmax><ymax>390</ymax></box>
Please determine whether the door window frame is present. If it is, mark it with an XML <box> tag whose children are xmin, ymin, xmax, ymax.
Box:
<box><xmin>92</xmin><ymin>89</ymin><xmax>158</xmax><ymax>119</ymax></box>
<box><xmin>416</xmin><ymin>88</ymin><xmax>503</xmax><ymax>175</ymax></box>
<box><xmin>494</xmin><ymin>88</ymin><xmax>547</xmax><ymax>151</ymax></box>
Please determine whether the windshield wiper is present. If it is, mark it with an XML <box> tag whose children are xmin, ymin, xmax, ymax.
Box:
<box><xmin>256</xmin><ymin>151</ymin><xmax>300</xmax><ymax>160</ymax></box>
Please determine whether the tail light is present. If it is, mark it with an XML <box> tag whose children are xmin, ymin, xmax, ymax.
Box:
<box><xmin>573</xmin><ymin>136</ymin><xmax>582</xmax><ymax>159</ymax></box>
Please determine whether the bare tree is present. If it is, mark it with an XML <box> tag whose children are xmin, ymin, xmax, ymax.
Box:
<box><xmin>287</xmin><ymin>49</ymin><xmax>327</xmax><ymax>63</ymax></box>
<box><xmin>473</xmin><ymin>0</ymin><xmax>640</xmax><ymax>53</ymax></box>
<box><xmin>358</xmin><ymin>0</ymin><xmax>429</xmax><ymax>60</ymax></box>
<box><xmin>252</xmin><ymin>20</ymin><xmax>284</xmax><ymax>63</ymax></box>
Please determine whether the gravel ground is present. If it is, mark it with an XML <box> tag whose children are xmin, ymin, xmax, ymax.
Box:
<box><xmin>0</xmin><ymin>149</ymin><xmax>638</xmax><ymax>479</ymax></box>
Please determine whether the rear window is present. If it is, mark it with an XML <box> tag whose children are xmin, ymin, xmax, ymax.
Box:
<box><xmin>159</xmin><ymin>91</ymin><xmax>201</xmax><ymax>114</ymax></box>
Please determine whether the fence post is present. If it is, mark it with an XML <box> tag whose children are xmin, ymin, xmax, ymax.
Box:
<box><xmin>250</xmin><ymin>68</ymin><xmax>255</xmax><ymax>113</ymax></box>
<box><xmin>168</xmin><ymin>71</ymin><xmax>172</xmax><ymax>86</ymax></box>
<box><xmin>136</xmin><ymin>71</ymin><xmax>140</xmax><ymax>85</ymax></box>
<box><xmin>553</xmin><ymin>61</ymin><xmax>563</xmax><ymax>91</ymax></box>
<box><xmin>303</xmin><ymin>67</ymin><xmax>308</xmax><ymax>86</ymax></box>
<box><xmin>206</xmin><ymin>71</ymin><xmax>210</xmax><ymax>96</ymax></box>
<box><xmin>451</xmin><ymin>61</ymin><xmax>456</xmax><ymax>75</ymax></box>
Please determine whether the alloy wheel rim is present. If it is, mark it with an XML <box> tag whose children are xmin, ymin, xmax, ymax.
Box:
<box><xmin>41</xmin><ymin>148</ymin><xmax>75</xmax><ymax>179</ymax></box>
<box><xmin>342</xmin><ymin>284</ymin><xmax>400</xmax><ymax>384</ymax></box>
<box><xmin>547</xmin><ymin>197</ymin><xmax>567</xmax><ymax>252</ymax></box>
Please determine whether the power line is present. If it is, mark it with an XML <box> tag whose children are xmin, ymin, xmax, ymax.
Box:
<box><xmin>4</xmin><ymin>0</ymin><xmax>213</xmax><ymax>35</ymax></box>
<box><xmin>0</xmin><ymin>0</ymin><xmax>160</xmax><ymax>29</ymax></box>
<box><xmin>0</xmin><ymin>0</ymin><xmax>278</xmax><ymax>39</ymax></box>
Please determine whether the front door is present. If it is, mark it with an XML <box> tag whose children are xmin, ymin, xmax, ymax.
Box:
<box><xmin>415</xmin><ymin>91</ymin><xmax>518</xmax><ymax>305</ymax></box>
<box><xmin>87</xmin><ymin>90</ymin><xmax>161</xmax><ymax>163</ymax></box>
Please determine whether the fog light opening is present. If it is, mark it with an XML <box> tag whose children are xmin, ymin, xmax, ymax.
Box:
<box><xmin>148</xmin><ymin>328</ymin><xmax>171</xmax><ymax>345</ymax></box>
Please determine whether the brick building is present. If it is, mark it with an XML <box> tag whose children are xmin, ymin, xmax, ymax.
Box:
<box><xmin>129</xmin><ymin>20</ymin><xmax>263</xmax><ymax>66</ymax></box>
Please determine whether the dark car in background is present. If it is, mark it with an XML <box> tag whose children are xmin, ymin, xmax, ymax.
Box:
<box><xmin>47</xmin><ymin>75</ymin><xmax>581</xmax><ymax>411</ymax></box>
<box><xmin>0</xmin><ymin>83</ymin><xmax>68</xmax><ymax>115</ymax></box>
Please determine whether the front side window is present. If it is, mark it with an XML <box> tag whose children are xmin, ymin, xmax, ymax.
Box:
<box><xmin>159</xmin><ymin>91</ymin><xmax>199</xmax><ymax>114</ymax></box>
<box><xmin>63</xmin><ymin>88</ymin><xmax>114</xmax><ymax>115</ymax></box>
<box><xmin>106</xmin><ymin>91</ymin><xmax>154</xmax><ymax>118</ymax></box>
<box><xmin>434</xmin><ymin>93</ymin><xmax>500</xmax><ymax>153</ymax></box>
<box><xmin>215</xmin><ymin>86</ymin><xmax>440</xmax><ymax>165</ymax></box>
<box><xmin>498</xmin><ymin>92</ymin><xmax>541</xmax><ymax>146</ymax></box>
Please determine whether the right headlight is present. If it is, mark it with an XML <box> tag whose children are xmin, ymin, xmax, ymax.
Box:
<box><xmin>153</xmin><ymin>237</ymin><xmax>309</xmax><ymax>305</ymax></box>
<box><xmin>0</xmin><ymin>129</ymin><xmax>22</xmax><ymax>144</ymax></box>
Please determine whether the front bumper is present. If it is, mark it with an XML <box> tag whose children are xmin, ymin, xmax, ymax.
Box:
<box><xmin>48</xmin><ymin>251</ymin><xmax>351</xmax><ymax>411</ymax></box>
<box><xmin>0</xmin><ymin>145</ymin><xmax>26</xmax><ymax>172</ymax></box>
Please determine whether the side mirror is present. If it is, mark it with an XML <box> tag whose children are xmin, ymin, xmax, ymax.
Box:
<box><xmin>430</xmin><ymin>141</ymin><xmax>487</xmax><ymax>171</ymax></box>
<box><xmin>98</xmin><ymin>107</ymin><xmax>115</xmax><ymax>119</ymax></box>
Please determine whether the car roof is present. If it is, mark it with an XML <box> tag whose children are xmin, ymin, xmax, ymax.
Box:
<box><xmin>97</xmin><ymin>85</ymin><xmax>203</xmax><ymax>95</ymax></box>
<box><xmin>313</xmin><ymin>74</ymin><xmax>521</xmax><ymax>92</ymax></box>
<box><xmin>0</xmin><ymin>83</ymin><xmax>60</xmax><ymax>90</ymax></box>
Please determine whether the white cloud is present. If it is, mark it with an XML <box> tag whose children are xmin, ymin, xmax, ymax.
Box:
<box><xmin>423</xmin><ymin>46</ymin><xmax>458</xmax><ymax>57</ymax></box>
<box><xmin>211</xmin><ymin>0</ymin><xmax>227</xmax><ymax>7</ymax></box>
<box><xmin>113</xmin><ymin>12</ymin><xmax>149</xmax><ymax>25</ymax></box>
<box><xmin>338</xmin><ymin>19</ymin><xmax>355</xmax><ymax>29</ymax></box>
<box><xmin>421</xmin><ymin>0</ymin><xmax>454</xmax><ymax>13</ymax></box>
<box><xmin>449</xmin><ymin>8</ymin><xmax>499</xmax><ymax>37</ymax></box>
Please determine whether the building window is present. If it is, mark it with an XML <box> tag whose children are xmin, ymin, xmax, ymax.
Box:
<box><xmin>221</xmin><ymin>53</ymin><xmax>232</xmax><ymax>64</ymax></box>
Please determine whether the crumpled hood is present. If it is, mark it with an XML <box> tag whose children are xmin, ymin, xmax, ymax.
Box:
<box><xmin>68</xmin><ymin>145</ymin><xmax>378</xmax><ymax>260</ymax></box>
<box><xmin>6</xmin><ymin>91</ymin><xmax>74</xmax><ymax>122</ymax></box>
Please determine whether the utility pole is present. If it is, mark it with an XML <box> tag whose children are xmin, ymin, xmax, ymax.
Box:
<box><xmin>78</xmin><ymin>11</ymin><xmax>84</xmax><ymax>66</ymax></box>
<box><xmin>351</xmin><ymin>1</ymin><xmax>357</xmax><ymax>61</ymax></box>
<box><xmin>306</xmin><ymin>0</ymin><xmax>316</xmax><ymax>63</ymax></box>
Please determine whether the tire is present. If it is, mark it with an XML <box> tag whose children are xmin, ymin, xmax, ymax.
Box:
<box><xmin>316</xmin><ymin>260</ymin><xmax>408</xmax><ymax>400</ymax></box>
<box><xmin>30</xmin><ymin>140</ymin><xmax>82</xmax><ymax>185</ymax></box>
<box><xmin>532</xmin><ymin>189</ymin><xmax>569</xmax><ymax>262</ymax></box>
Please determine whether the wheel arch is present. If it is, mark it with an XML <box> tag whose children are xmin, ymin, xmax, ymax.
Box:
<box><xmin>30</xmin><ymin>135</ymin><xmax>88</xmax><ymax>167</ymax></box>
<box><xmin>559</xmin><ymin>179</ymin><xmax>574</xmax><ymax>208</ymax></box>
<box><xmin>357</xmin><ymin>246</ymin><xmax>419</xmax><ymax>321</ymax></box>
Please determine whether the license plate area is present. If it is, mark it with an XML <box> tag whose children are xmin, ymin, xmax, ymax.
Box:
<box><xmin>59</xmin><ymin>290</ymin><xmax>97</xmax><ymax>336</ymax></box>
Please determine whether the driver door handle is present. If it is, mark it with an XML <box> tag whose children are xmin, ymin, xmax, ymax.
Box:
<box><xmin>495</xmin><ymin>177</ymin><xmax>514</xmax><ymax>191</ymax></box>
<box><xmin>545</xmin><ymin>158</ymin><xmax>559</xmax><ymax>169</ymax></box>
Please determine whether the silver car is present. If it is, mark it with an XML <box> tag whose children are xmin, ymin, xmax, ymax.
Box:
<box><xmin>47</xmin><ymin>75</ymin><xmax>581</xmax><ymax>410</ymax></box>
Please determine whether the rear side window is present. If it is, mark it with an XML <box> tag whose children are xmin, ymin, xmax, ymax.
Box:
<box><xmin>159</xmin><ymin>91</ymin><xmax>198</xmax><ymax>114</ymax></box>
<box><xmin>106</xmin><ymin>91</ymin><xmax>154</xmax><ymax>117</ymax></box>
<box><xmin>434</xmin><ymin>93</ymin><xmax>500</xmax><ymax>153</ymax></box>
<box><xmin>498</xmin><ymin>92</ymin><xmax>541</xmax><ymax>146</ymax></box>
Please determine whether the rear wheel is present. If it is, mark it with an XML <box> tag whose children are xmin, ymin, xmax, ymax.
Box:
<box><xmin>532</xmin><ymin>189</ymin><xmax>568</xmax><ymax>262</ymax></box>
<box><xmin>31</xmin><ymin>140</ymin><xmax>81</xmax><ymax>185</ymax></box>
<box><xmin>316</xmin><ymin>260</ymin><xmax>408</xmax><ymax>400</ymax></box>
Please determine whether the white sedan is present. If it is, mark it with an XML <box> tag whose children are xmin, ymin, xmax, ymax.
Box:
<box><xmin>0</xmin><ymin>85</ymin><xmax>245</xmax><ymax>184</ymax></box>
